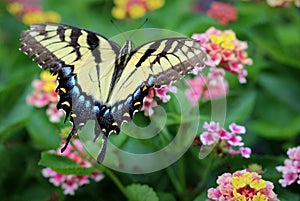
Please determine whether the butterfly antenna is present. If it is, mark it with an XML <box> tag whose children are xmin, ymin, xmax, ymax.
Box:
<box><xmin>139</xmin><ymin>18</ymin><xmax>149</xmax><ymax>29</ymax></box>
<box><xmin>128</xmin><ymin>18</ymin><xmax>149</xmax><ymax>41</ymax></box>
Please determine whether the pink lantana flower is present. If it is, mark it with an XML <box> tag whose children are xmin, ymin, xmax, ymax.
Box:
<box><xmin>207</xmin><ymin>170</ymin><xmax>279</xmax><ymax>201</ymax></box>
<box><xmin>192</xmin><ymin>27</ymin><xmax>253</xmax><ymax>84</ymax></box>
<box><xmin>276</xmin><ymin>145</ymin><xmax>300</xmax><ymax>187</ymax></box>
<box><xmin>46</xmin><ymin>103</ymin><xmax>64</xmax><ymax>123</ymax></box>
<box><xmin>199</xmin><ymin>121</ymin><xmax>251</xmax><ymax>158</ymax></box>
<box><xmin>27</xmin><ymin>71</ymin><xmax>64</xmax><ymax>123</ymax></box>
<box><xmin>42</xmin><ymin>138</ymin><xmax>104</xmax><ymax>195</ymax></box>
<box><xmin>185</xmin><ymin>67</ymin><xmax>228</xmax><ymax>107</ymax></box>
<box><xmin>141</xmin><ymin>84</ymin><xmax>177</xmax><ymax>116</ymax></box>
<box><xmin>206</xmin><ymin>2</ymin><xmax>238</xmax><ymax>25</ymax></box>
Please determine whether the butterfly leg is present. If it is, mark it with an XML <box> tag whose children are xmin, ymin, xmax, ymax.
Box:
<box><xmin>60</xmin><ymin>124</ymin><xmax>77</xmax><ymax>153</ymax></box>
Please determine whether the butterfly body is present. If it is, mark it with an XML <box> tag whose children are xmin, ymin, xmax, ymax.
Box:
<box><xmin>20</xmin><ymin>23</ymin><xmax>208</xmax><ymax>162</ymax></box>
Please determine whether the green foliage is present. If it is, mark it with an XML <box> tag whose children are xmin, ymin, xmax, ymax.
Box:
<box><xmin>1</xmin><ymin>0</ymin><xmax>300</xmax><ymax>200</ymax></box>
<box><xmin>39</xmin><ymin>152</ymin><xmax>96</xmax><ymax>175</ymax></box>
<box><xmin>126</xmin><ymin>184</ymin><xmax>159</xmax><ymax>201</ymax></box>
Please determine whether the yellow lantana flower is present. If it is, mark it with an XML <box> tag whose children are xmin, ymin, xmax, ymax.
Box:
<box><xmin>232</xmin><ymin>172</ymin><xmax>252</xmax><ymax>189</ymax></box>
<box><xmin>40</xmin><ymin>71</ymin><xmax>57</xmax><ymax>92</ymax></box>
<box><xmin>128</xmin><ymin>4</ymin><xmax>146</xmax><ymax>19</ymax></box>
<box><xmin>7</xmin><ymin>2</ymin><xmax>23</xmax><ymax>15</ymax></box>
<box><xmin>112</xmin><ymin>6</ymin><xmax>127</xmax><ymax>19</ymax></box>
<box><xmin>253</xmin><ymin>192</ymin><xmax>268</xmax><ymax>201</ymax></box>
<box><xmin>250</xmin><ymin>179</ymin><xmax>267</xmax><ymax>191</ymax></box>
<box><xmin>146</xmin><ymin>0</ymin><xmax>164</xmax><ymax>10</ymax></box>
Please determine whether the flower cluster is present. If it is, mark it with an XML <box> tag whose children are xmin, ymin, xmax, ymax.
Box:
<box><xmin>6</xmin><ymin>0</ymin><xmax>60</xmax><ymax>25</ymax></box>
<box><xmin>276</xmin><ymin>145</ymin><xmax>300</xmax><ymax>187</ymax></box>
<box><xmin>185</xmin><ymin>67</ymin><xmax>228</xmax><ymax>107</ymax></box>
<box><xmin>206</xmin><ymin>2</ymin><xmax>238</xmax><ymax>25</ymax></box>
<box><xmin>42</xmin><ymin>139</ymin><xmax>104</xmax><ymax>195</ymax></box>
<box><xmin>112</xmin><ymin>0</ymin><xmax>165</xmax><ymax>20</ymax></box>
<box><xmin>142</xmin><ymin>85</ymin><xmax>177</xmax><ymax>116</ymax></box>
<box><xmin>192</xmin><ymin>27</ymin><xmax>253</xmax><ymax>84</ymax></box>
<box><xmin>26</xmin><ymin>71</ymin><xmax>64</xmax><ymax>123</ymax></box>
<box><xmin>207</xmin><ymin>170</ymin><xmax>279</xmax><ymax>201</ymax></box>
<box><xmin>266</xmin><ymin>0</ymin><xmax>300</xmax><ymax>7</ymax></box>
<box><xmin>199</xmin><ymin>121</ymin><xmax>251</xmax><ymax>158</ymax></box>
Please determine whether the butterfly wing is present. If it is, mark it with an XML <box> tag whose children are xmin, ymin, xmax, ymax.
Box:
<box><xmin>20</xmin><ymin>23</ymin><xmax>121</xmax><ymax>151</ymax></box>
<box><xmin>107</xmin><ymin>38</ymin><xmax>208</xmax><ymax>126</ymax></box>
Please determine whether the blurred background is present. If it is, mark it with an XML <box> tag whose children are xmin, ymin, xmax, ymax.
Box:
<box><xmin>0</xmin><ymin>0</ymin><xmax>299</xmax><ymax>200</ymax></box>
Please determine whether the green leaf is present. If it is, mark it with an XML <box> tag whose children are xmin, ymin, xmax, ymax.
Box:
<box><xmin>246</xmin><ymin>25</ymin><xmax>300</xmax><ymax>68</ymax></box>
<box><xmin>258</xmin><ymin>73</ymin><xmax>300</xmax><ymax>112</ymax></box>
<box><xmin>39</xmin><ymin>152</ymin><xmax>95</xmax><ymax>175</ymax></box>
<box><xmin>0</xmin><ymin>84</ymin><xmax>33</xmax><ymax>142</ymax></box>
<box><xmin>249</xmin><ymin>116</ymin><xmax>300</xmax><ymax>139</ymax></box>
<box><xmin>226</xmin><ymin>89</ymin><xmax>257</xmax><ymax>124</ymax></box>
<box><xmin>126</xmin><ymin>184</ymin><xmax>158</xmax><ymax>201</ymax></box>
<box><xmin>157</xmin><ymin>192</ymin><xmax>176</xmax><ymax>201</ymax></box>
<box><xmin>26</xmin><ymin>109</ymin><xmax>61</xmax><ymax>150</ymax></box>
<box><xmin>193</xmin><ymin>192</ymin><xmax>208</xmax><ymax>201</ymax></box>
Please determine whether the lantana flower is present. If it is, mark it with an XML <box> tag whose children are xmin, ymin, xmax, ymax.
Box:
<box><xmin>112</xmin><ymin>0</ymin><xmax>165</xmax><ymax>20</ymax></box>
<box><xmin>208</xmin><ymin>170</ymin><xmax>279</xmax><ymax>201</ymax></box>
<box><xmin>199</xmin><ymin>121</ymin><xmax>251</xmax><ymax>158</ymax></box>
<box><xmin>141</xmin><ymin>85</ymin><xmax>177</xmax><ymax>116</ymax></box>
<box><xmin>266</xmin><ymin>0</ymin><xmax>300</xmax><ymax>7</ymax></box>
<box><xmin>185</xmin><ymin>67</ymin><xmax>228</xmax><ymax>107</ymax></box>
<box><xmin>42</xmin><ymin>138</ymin><xmax>104</xmax><ymax>195</ymax></box>
<box><xmin>207</xmin><ymin>170</ymin><xmax>279</xmax><ymax>201</ymax></box>
<box><xmin>276</xmin><ymin>145</ymin><xmax>300</xmax><ymax>187</ymax></box>
<box><xmin>6</xmin><ymin>0</ymin><xmax>60</xmax><ymax>25</ymax></box>
<box><xmin>192</xmin><ymin>27</ymin><xmax>253</xmax><ymax>84</ymax></box>
<box><xmin>206</xmin><ymin>2</ymin><xmax>238</xmax><ymax>25</ymax></box>
<box><xmin>27</xmin><ymin>71</ymin><xmax>64</xmax><ymax>122</ymax></box>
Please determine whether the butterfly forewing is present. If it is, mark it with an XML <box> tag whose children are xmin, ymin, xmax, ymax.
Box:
<box><xmin>108</xmin><ymin>38</ymin><xmax>208</xmax><ymax>124</ymax></box>
<box><xmin>20</xmin><ymin>24</ymin><xmax>208</xmax><ymax>162</ymax></box>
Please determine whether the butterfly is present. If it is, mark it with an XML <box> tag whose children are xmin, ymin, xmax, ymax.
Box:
<box><xmin>20</xmin><ymin>23</ymin><xmax>208</xmax><ymax>163</ymax></box>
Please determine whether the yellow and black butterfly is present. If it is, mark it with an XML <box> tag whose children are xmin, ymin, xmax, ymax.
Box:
<box><xmin>20</xmin><ymin>23</ymin><xmax>208</xmax><ymax>162</ymax></box>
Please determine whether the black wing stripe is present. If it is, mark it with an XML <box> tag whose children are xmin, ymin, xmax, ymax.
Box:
<box><xmin>134</xmin><ymin>41</ymin><xmax>161</xmax><ymax>67</ymax></box>
<box><xmin>57</xmin><ymin>26</ymin><xmax>65</xmax><ymax>42</ymax></box>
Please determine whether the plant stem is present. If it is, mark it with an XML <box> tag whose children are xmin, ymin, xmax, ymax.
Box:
<box><xmin>70</xmin><ymin>141</ymin><xmax>128</xmax><ymax>199</ymax></box>
<box><xmin>97</xmin><ymin>166</ymin><xmax>129</xmax><ymax>200</ymax></box>
<box><xmin>178</xmin><ymin>157</ymin><xmax>186</xmax><ymax>191</ymax></box>
<box><xmin>166</xmin><ymin>166</ymin><xmax>182</xmax><ymax>193</ymax></box>
<box><xmin>166</xmin><ymin>166</ymin><xmax>189</xmax><ymax>201</ymax></box>
<box><xmin>193</xmin><ymin>156</ymin><xmax>216</xmax><ymax>196</ymax></box>
<box><xmin>178</xmin><ymin>157</ymin><xmax>190</xmax><ymax>201</ymax></box>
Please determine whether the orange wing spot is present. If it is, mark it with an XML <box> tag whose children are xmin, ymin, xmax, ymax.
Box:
<box><xmin>133</xmin><ymin>101</ymin><xmax>141</xmax><ymax>107</ymax></box>
<box><xmin>60</xmin><ymin>88</ymin><xmax>67</xmax><ymax>93</ymax></box>
<box><xmin>62</xmin><ymin>101</ymin><xmax>70</xmax><ymax>107</ymax></box>
<box><xmin>142</xmin><ymin>86</ymin><xmax>148</xmax><ymax>91</ymax></box>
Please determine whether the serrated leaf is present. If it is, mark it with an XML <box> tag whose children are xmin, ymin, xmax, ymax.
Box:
<box><xmin>126</xmin><ymin>184</ymin><xmax>158</xmax><ymax>201</ymax></box>
<box><xmin>39</xmin><ymin>152</ymin><xmax>95</xmax><ymax>175</ymax></box>
<box><xmin>157</xmin><ymin>192</ymin><xmax>176</xmax><ymax>201</ymax></box>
